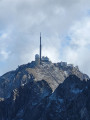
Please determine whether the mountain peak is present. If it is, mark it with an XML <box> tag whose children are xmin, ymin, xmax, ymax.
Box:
<box><xmin>0</xmin><ymin>57</ymin><xmax>90</xmax><ymax>119</ymax></box>
<box><xmin>0</xmin><ymin>58</ymin><xmax>89</xmax><ymax>99</ymax></box>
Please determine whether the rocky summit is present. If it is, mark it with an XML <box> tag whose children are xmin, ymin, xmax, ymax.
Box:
<box><xmin>0</xmin><ymin>60</ymin><xmax>90</xmax><ymax>120</ymax></box>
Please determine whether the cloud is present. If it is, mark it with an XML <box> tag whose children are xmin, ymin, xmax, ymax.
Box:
<box><xmin>0</xmin><ymin>50</ymin><xmax>10</xmax><ymax>60</ymax></box>
<box><xmin>63</xmin><ymin>17</ymin><xmax>90</xmax><ymax>75</ymax></box>
<box><xmin>0</xmin><ymin>0</ymin><xmax>90</xmax><ymax>76</ymax></box>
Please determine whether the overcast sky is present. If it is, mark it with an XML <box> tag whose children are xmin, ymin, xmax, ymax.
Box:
<box><xmin>0</xmin><ymin>0</ymin><xmax>90</xmax><ymax>76</ymax></box>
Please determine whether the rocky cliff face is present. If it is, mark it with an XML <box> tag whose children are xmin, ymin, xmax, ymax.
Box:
<box><xmin>0</xmin><ymin>61</ymin><xmax>89</xmax><ymax>120</ymax></box>
<box><xmin>44</xmin><ymin>75</ymin><xmax>90</xmax><ymax>120</ymax></box>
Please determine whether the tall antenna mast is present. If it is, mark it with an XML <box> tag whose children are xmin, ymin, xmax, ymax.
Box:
<box><xmin>40</xmin><ymin>32</ymin><xmax>42</xmax><ymax>64</ymax></box>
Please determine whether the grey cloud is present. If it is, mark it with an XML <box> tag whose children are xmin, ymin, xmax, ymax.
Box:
<box><xmin>0</xmin><ymin>0</ymin><xmax>90</xmax><ymax>75</ymax></box>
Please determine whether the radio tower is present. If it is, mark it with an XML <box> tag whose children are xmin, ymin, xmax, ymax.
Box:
<box><xmin>40</xmin><ymin>32</ymin><xmax>42</xmax><ymax>64</ymax></box>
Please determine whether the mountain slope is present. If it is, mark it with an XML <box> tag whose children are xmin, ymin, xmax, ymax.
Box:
<box><xmin>0</xmin><ymin>61</ymin><xmax>89</xmax><ymax>99</ymax></box>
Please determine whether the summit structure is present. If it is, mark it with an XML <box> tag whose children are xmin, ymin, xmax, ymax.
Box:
<box><xmin>35</xmin><ymin>33</ymin><xmax>49</xmax><ymax>65</ymax></box>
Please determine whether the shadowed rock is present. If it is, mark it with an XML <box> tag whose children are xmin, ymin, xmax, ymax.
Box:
<box><xmin>0</xmin><ymin>75</ymin><xmax>90</xmax><ymax>120</ymax></box>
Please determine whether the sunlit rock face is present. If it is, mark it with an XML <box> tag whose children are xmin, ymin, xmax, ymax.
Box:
<box><xmin>0</xmin><ymin>61</ymin><xmax>89</xmax><ymax>120</ymax></box>
<box><xmin>0</xmin><ymin>61</ymin><xmax>89</xmax><ymax>99</ymax></box>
